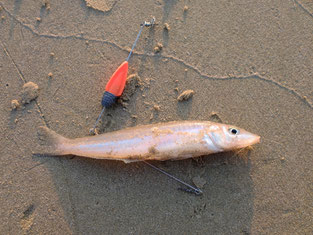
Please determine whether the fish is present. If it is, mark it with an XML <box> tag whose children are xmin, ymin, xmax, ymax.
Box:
<box><xmin>38</xmin><ymin>120</ymin><xmax>260</xmax><ymax>163</ymax></box>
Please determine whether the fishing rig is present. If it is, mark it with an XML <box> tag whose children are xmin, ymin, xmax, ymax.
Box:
<box><xmin>90</xmin><ymin>18</ymin><xmax>156</xmax><ymax>135</ymax></box>
<box><xmin>90</xmin><ymin>18</ymin><xmax>202</xmax><ymax>195</ymax></box>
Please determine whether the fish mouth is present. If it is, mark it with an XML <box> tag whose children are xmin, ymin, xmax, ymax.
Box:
<box><xmin>251</xmin><ymin>135</ymin><xmax>261</xmax><ymax>145</ymax></box>
<box><xmin>238</xmin><ymin>134</ymin><xmax>261</xmax><ymax>149</ymax></box>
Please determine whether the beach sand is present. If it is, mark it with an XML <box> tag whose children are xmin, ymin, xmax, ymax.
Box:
<box><xmin>0</xmin><ymin>0</ymin><xmax>312</xmax><ymax>234</ymax></box>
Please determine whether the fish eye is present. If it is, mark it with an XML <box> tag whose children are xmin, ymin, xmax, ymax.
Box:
<box><xmin>229</xmin><ymin>128</ymin><xmax>239</xmax><ymax>135</ymax></box>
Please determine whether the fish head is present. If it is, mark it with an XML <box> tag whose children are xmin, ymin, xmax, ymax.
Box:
<box><xmin>208</xmin><ymin>123</ymin><xmax>260</xmax><ymax>151</ymax></box>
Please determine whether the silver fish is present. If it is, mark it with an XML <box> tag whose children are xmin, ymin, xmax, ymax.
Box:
<box><xmin>38</xmin><ymin>121</ymin><xmax>260</xmax><ymax>163</ymax></box>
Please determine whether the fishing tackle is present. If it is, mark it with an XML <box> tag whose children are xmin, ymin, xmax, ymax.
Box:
<box><xmin>90</xmin><ymin>18</ymin><xmax>156</xmax><ymax>135</ymax></box>
<box><xmin>143</xmin><ymin>161</ymin><xmax>203</xmax><ymax>195</ymax></box>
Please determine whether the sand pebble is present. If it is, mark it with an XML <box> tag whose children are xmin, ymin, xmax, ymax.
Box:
<box><xmin>153</xmin><ymin>105</ymin><xmax>161</xmax><ymax>111</ymax></box>
<box><xmin>209</xmin><ymin>111</ymin><xmax>223</xmax><ymax>123</ymax></box>
<box><xmin>192</xmin><ymin>176</ymin><xmax>206</xmax><ymax>188</ymax></box>
<box><xmin>11</xmin><ymin>100</ymin><xmax>20</xmax><ymax>110</ymax></box>
<box><xmin>42</xmin><ymin>0</ymin><xmax>50</xmax><ymax>10</ymax></box>
<box><xmin>177</xmin><ymin>89</ymin><xmax>194</xmax><ymax>101</ymax></box>
<box><xmin>21</xmin><ymin>82</ymin><xmax>39</xmax><ymax>104</ymax></box>
<box><xmin>89</xmin><ymin>128</ymin><xmax>99</xmax><ymax>136</ymax></box>
<box><xmin>154</xmin><ymin>43</ymin><xmax>163</xmax><ymax>53</ymax></box>
<box><xmin>164</xmin><ymin>23</ymin><xmax>170</xmax><ymax>31</ymax></box>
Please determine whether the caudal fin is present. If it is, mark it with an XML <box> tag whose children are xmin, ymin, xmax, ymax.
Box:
<box><xmin>37</xmin><ymin>126</ymin><xmax>69</xmax><ymax>155</ymax></box>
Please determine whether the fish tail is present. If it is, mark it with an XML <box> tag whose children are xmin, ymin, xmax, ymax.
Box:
<box><xmin>37</xmin><ymin>126</ymin><xmax>69</xmax><ymax>155</ymax></box>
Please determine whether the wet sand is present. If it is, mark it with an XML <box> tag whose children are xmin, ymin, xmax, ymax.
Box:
<box><xmin>0</xmin><ymin>0</ymin><xmax>312</xmax><ymax>234</ymax></box>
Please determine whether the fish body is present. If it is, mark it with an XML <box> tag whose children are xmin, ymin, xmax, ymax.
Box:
<box><xmin>38</xmin><ymin>121</ymin><xmax>260</xmax><ymax>163</ymax></box>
